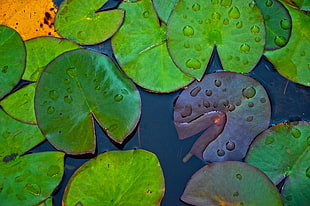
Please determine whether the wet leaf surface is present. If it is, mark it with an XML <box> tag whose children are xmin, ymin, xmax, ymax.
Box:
<box><xmin>174</xmin><ymin>71</ymin><xmax>271</xmax><ymax>162</ymax></box>
<box><xmin>153</xmin><ymin>0</ymin><xmax>178</xmax><ymax>23</ymax></box>
<box><xmin>245</xmin><ymin>121</ymin><xmax>310</xmax><ymax>206</ymax></box>
<box><xmin>167</xmin><ymin>0</ymin><xmax>265</xmax><ymax>80</ymax></box>
<box><xmin>55</xmin><ymin>0</ymin><xmax>124</xmax><ymax>45</ymax></box>
<box><xmin>181</xmin><ymin>161</ymin><xmax>283</xmax><ymax>206</ymax></box>
<box><xmin>63</xmin><ymin>149</ymin><xmax>165</xmax><ymax>206</ymax></box>
<box><xmin>112</xmin><ymin>0</ymin><xmax>193</xmax><ymax>93</ymax></box>
<box><xmin>35</xmin><ymin>49</ymin><xmax>141</xmax><ymax>154</ymax></box>
<box><xmin>264</xmin><ymin>6</ymin><xmax>310</xmax><ymax>86</ymax></box>
<box><xmin>281</xmin><ymin>0</ymin><xmax>310</xmax><ymax>11</ymax></box>
<box><xmin>0</xmin><ymin>25</ymin><xmax>25</xmax><ymax>99</ymax></box>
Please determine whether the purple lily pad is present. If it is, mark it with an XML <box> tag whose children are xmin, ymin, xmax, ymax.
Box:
<box><xmin>174</xmin><ymin>71</ymin><xmax>271</xmax><ymax>162</ymax></box>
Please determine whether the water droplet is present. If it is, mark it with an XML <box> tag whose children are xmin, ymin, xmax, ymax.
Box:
<box><xmin>228</xmin><ymin>7</ymin><xmax>240</xmax><ymax>19</ymax></box>
<box><xmin>265</xmin><ymin>135</ymin><xmax>275</xmax><ymax>145</ymax></box>
<box><xmin>213</xmin><ymin>102</ymin><xmax>219</xmax><ymax>108</ymax></box>
<box><xmin>236</xmin><ymin>21</ymin><xmax>243</xmax><ymax>29</ymax></box>
<box><xmin>214</xmin><ymin>80</ymin><xmax>222</xmax><ymax>87</ymax></box>
<box><xmin>181</xmin><ymin>104</ymin><xmax>192</xmax><ymax>118</ymax></box>
<box><xmin>205</xmin><ymin>19</ymin><xmax>211</xmax><ymax>24</ymax></box>
<box><xmin>211</xmin><ymin>0</ymin><xmax>219</xmax><ymax>5</ymax></box>
<box><xmin>143</xmin><ymin>11</ymin><xmax>149</xmax><ymax>18</ymax></box>
<box><xmin>95</xmin><ymin>85</ymin><xmax>101</xmax><ymax>91</ymax></box>
<box><xmin>195</xmin><ymin>44</ymin><xmax>202</xmax><ymax>51</ymax></box>
<box><xmin>66</xmin><ymin>67</ymin><xmax>77</xmax><ymax>78</ymax></box>
<box><xmin>274</xmin><ymin>36</ymin><xmax>286</xmax><ymax>47</ymax></box>
<box><xmin>2</xmin><ymin>65</ymin><xmax>8</xmax><ymax>73</ymax></box>
<box><xmin>47</xmin><ymin>106</ymin><xmax>55</xmax><ymax>114</ymax></box>
<box><xmin>203</xmin><ymin>100</ymin><xmax>211</xmax><ymax>108</ymax></box>
<box><xmin>77</xmin><ymin>31</ymin><xmax>86</xmax><ymax>40</ymax></box>
<box><xmin>15</xmin><ymin>170</ymin><xmax>31</xmax><ymax>182</ymax></box>
<box><xmin>223</xmin><ymin>18</ymin><xmax>230</xmax><ymax>25</ymax></box>
<box><xmin>249</xmin><ymin>1</ymin><xmax>256</xmax><ymax>8</ymax></box>
<box><xmin>16</xmin><ymin>194</ymin><xmax>27</xmax><ymax>201</ymax></box>
<box><xmin>192</xmin><ymin>3</ymin><xmax>201</xmax><ymax>11</ymax></box>
<box><xmin>255</xmin><ymin>37</ymin><xmax>261</xmax><ymax>42</ymax></box>
<box><xmin>66</xmin><ymin>88</ymin><xmax>73</xmax><ymax>93</ymax></box>
<box><xmin>2</xmin><ymin>130</ymin><xmax>11</xmax><ymax>139</ymax></box>
<box><xmin>217</xmin><ymin>149</ymin><xmax>225</xmax><ymax>156</ymax></box>
<box><xmin>226</xmin><ymin>141</ymin><xmax>235</xmax><ymax>151</ymax></box>
<box><xmin>291</xmin><ymin>128</ymin><xmax>301</xmax><ymax>138</ymax></box>
<box><xmin>75</xmin><ymin>201</ymin><xmax>83</xmax><ymax>206</ymax></box>
<box><xmin>240</xmin><ymin>43</ymin><xmax>250</xmax><ymax>53</ymax></box>
<box><xmin>49</xmin><ymin>90</ymin><xmax>59</xmax><ymax>100</ymax></box>
<box><xmin>47</xmin><ymin>165</ymin><xmax>60</xmax><ymax>177</ymax></box>
<box><xmin>185</xmin><ymin>58</ymin><xmax>201</xmax><ymax>70</ymax></box>
<box><xmin>190</xmin><ymin>86</ymin><xmax>201</xmax><ymax>97</ymax></box>
<box><xmin>300</xmin><ymin>51</ymin><xmax>306</xmax><ymax>56</ymax></box>
<box><xmin>121</xmin><ymin>89</ymin><xmax>129</xmax><ymax>95</ymax></box>
<box><xmin>198</xmin><ymin>19</ymin><xmax>203</xmax><ymax>24</ymax></box>
<box><xmin>114</xmin><ymin>94</ymin><xmax>123</xmax><ymax>102</ymax></box>
<box><xmin>260</xmin><ymin>98</ymin><xmax>266</xmax><ymax>103</ymax></box>
<box><xmin>64</xmin><ymin>95</ymin><xmax>73</xmax><ymax>104</ymax></box>
<box><xmin>286</xmin><ymin>195</ymin><xmax>293</xmax><ymax>201</ymax></box>
<box><xmin>250</xmin><ymin>25</ymin><xmax>260</xmax><ymax>34</ymax></box>
<box><xmin>306</xmin><ymin>167</ymin><xmax>310</xmax><ymax>178</ymax></box>
<box><xmin>235</xmin><ymin>99</ymin><xmax>242</xmax><ymax>106</ymax></box>
<box><xmin>220</xmin><ymin>0</ymin><xmax>232</xmax><ymax>8</ymax></box>
<box><xmin>235</xmin><ymin>57</ymin><xmax>239</xmax><ymax>62</ymax></box>
<box><xmin>280</xmin><ymin>19</ymin><xmax>290</xmax><ymax>30</ymax></box>
<box><xmin>184</xmin><ymin>42</ymin><xmax>190</xmax><ymax>48</ymax></box>
<box><xmin>265</xmin><ymin>0</ymin><xmax>273</xmax><ymax>7</ymax></box>
<box><xmin>228</xmin><ymin>104</ymin><xmax>236</xmax><ymax>112</ymax></box>
<box><xmin>64</xmin><ymin>78</ymin><xmax>70</xmax><ymax>84</ymax></box>
<box><xmin>212</xmin><ymin>12</ymin><xmax>221</xmax><ymax>21</ymax></box>
<box><xmin>183</xmin><ymin>25</ymin><xmax>194</xmax><ymax>37</ymax></box>
<box><xmin>248</xmin><ymin>102</ymin><xmax>254</xmax><ymax>108</ymax></box>
<box><xmin>236</xmin><ymin>173</ymin><xmax>242</xmax><ymax>180</ymax></box>
<box><xmin>25</xmin><ymin>183</ymin><xmax>41</xmax><ymax>196</ymax></box>
<box><xmin>246</xmin><ymin>116</ymin><xmax>254</xmax><ymax>122</ymax></box>
<box><xmin>228</xmin><ymin>55</ymin><xmax>233</xmax><ymax>60</ymax></box>
<box><xmin>242</xmin><ymin>87</ymin><xmax>256</xmax><ymax>99</ymax></box>
<box><xmin>283</xmin><ymin>166</ymin><xmax>291</xmax><ymax>173</ymax></box>
<box><xmin>223</xmin><ymin>100</ymin><xmax>229</xmax><ymax>107</ymax></box>
<box><xmin>233</xmin><ymin>191</ymin><xmax>239</xmax><ymax>197</ymax></box>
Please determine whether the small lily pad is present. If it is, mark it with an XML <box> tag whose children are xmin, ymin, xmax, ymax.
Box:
<box><xmin>63</xmin><ymin>149</ymin><xmax>165</xmax><ymax>205</ymax></box>
<box><xmin>153</xmin><ymin>0</ymin><xmax>178</xmax><ymax>23</ymax></box>
<box><xmin>35</xmin><ymin>49</ymin><xmax>141</xmax><ymax>154</ymax></box>
<box><xmin>55</xmin><ymin>0</ymin><xmax>124</xmax><ymax>45</ymax></box>
<box><xmin>112</xmin><ymin>0</ymin><xmax>193</xmax><ymax>93</ymax></box>
<box><xmin>174</xmin><ymin>71</ymin><xmax>271</xmax><ymax>162</ymax></box>
<box><xmin>181</xmin><ymin>161</ymin><xmax>283</xmax><ymax>206</ymax></box>
<box><xmin>245</xmin><ymin>121</ymin><xmax>310</xmax><ymax>206</ymax></box>
<box><xmin>167</xmin><ymin>0</ymin><xmax>265</xmax><ymax>80</ymax></box>
<box><xmin>0</xmin><ymin>25</ymin><xmax>25</xmax><ymax>99</ymax></box>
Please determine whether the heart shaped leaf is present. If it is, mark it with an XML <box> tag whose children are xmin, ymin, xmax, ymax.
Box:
<box><xmin>55</xmin><ymin>0</ymin><xmax>124</xmax><ymax>45</ymax></box>
<box><xmin>174</xmin><ymin>71</ymin><xmax>271</xmax><ymax>162</ymax></box>
<box><xmin>0</xmin><ymin>25</ymin><xmax>25</xmax><ymax>99</ymax></box>
<box><xmin>153</xmin><ymin>0</ymin><xmax>178</xmax><ymax>23</ymax></box>
<box><xmin>167</xmin><ymin>0</ymin><xmax>265</xmax><ymax>80</ymax></box>
<box><xmin>35</xmin><ymin>49</ymin><xmax>141</xmax><ymax>154</ymax></box>
<box><xmin>112</xmin><ymin>0</ymin><xmax>193</xmax><ymax>93</ymax></box>
<box><xmin>264</xmin><ymin>6</ymin><xmax>310</xmax><ymax>86</ymax></box>
<box><xmin>181</xmin><ymin>161</ymin><xmax>283</xmax><ymax>206</ymax></box>
<box><xmin>63</xmin><ymin>149</ymin><xmax>165</xmax><ymax>205</ymax></box>
<box><xmin>245</xmin><ymin>121</ymin><xmax>310</xmax><ymax>206</ymax></box>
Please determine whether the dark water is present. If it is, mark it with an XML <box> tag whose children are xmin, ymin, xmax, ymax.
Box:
<box><xmin>16</xmin><ymin>0</ymin><xmax>310</xmax><ymax>205</ymax></box>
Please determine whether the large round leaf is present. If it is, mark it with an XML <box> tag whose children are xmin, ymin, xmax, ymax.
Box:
<box><xmin>153</xmin><ymin>0</ymin><xmax>178</xmax><ymax>23</ymax></box>
<box><xmin>245</xmin><ymin>121</ymin><xmax>310</xmax><ymax>206</ymax></box>
<box><xmin>0</xmin><ymin>25</ymin><xmax>25</xmax><ymax>99</ymax></box>
<box><xmin>0</xmin><ymin>37</ymin><xmax>81</xmax><ymax>124</ymax></box>
<box><xmin>174</xmin><ymin>71</ymin><xmax>271</xmax><ymax>162</ymax></box>
<box><xmin>112</xmin><ymin>0</ymin><xmax>193</xmax><ymax>93</ymax></box>
<box><xmin>181</xmin><ymin>161</ymin><xmax>283</xmax><ymax>206</ymax></box>
<box><xmin>35</xmin><ymin>49</ymin><xmax>141</xmax><ymax>154</ymax></box>
<box><xmin>55</xmin><ymin>0</ymin><xmax>124</xmax><ymax>45</ymax></box>
<box><xmin>63</xmin><ymin>149</ymin><xmax>165</xmax><ymax>205</ymax></box>
<box><xmin>264</xmin><ymin>6</ymin><xmax>310</xmax><ymax>86</ymax></box>
<box><xmin>167</xmin><ymin>0</ymin><xmax>265</xmax><ymax>80</ymax></box>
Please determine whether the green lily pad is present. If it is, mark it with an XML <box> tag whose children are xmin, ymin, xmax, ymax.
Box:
<box><xmin>38</xmin><ymin>197</ymin><xmax>53</xmax><ymax>206</ymax></box>
<box><xmin>35</xmin><ymin>49</ymin><xmax>141</xmax><ymax>155</ymax></box>
<box><xmin>167</xmin><ymin>0</ymin><xmax>265</xmax><ymax>80</ymax></box>
<box><xmin>264</xmin><ymin>6</ymin><xmax>310</xmax><ymax>86</ymax></box>
<box><xmin>181</xmin><ymin>161</ymin><xmax>283</xmax><ymax>206</ymax></box>
<box><xmin>0</xmin><ymin>151</ymin><xmax>64</xmax><ymax>206</ymax></box>
<box><xmin>256</xmin><ymin>0</ymin><xmax>292</xmax><ymax>50</ymax></box>
<box><xmin>281</xmin><ymin>0</ymin><xmax>310</xmax><ymax>11</ymax></box>
<box><xmin>0</xmin><ymin>25</ymin><xmax>25</xmax><ymax>99</ymax></box>
<box><xmin>153</xmin><ymin>0</ymin><xmax>178</xmax><ymax>23</ymax></box>
<box><xmin>55</xmin><ymin>0</ymin><xmax>124</xmax><ymax>45</ymax></box>
<box><xmin>63</xmin><ymin>149</ymin><xmax>165</xmax><ymax>205</ymax></box>
<box><xmin>0</xmin><ymin>37</ymin><xmax>80</xmax><ymax>124</ymax></box>
<box><xmin>112</xmin><ymin>0</ymin><xmax>193</xmax><ymax>93</ymax></box>
<box><xmin>245</xmin><ymin>121</ymin><xmax>310</xmax><ymax>206</ymax></box>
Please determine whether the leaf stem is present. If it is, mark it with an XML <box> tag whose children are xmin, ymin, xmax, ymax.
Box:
<box><xmin>138</xmin><ymin>40</ymin><xmax>167</xmax><ymax>54</ymax></box>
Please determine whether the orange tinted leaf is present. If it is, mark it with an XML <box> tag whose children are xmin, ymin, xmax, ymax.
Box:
<box><xmin>0</xmin><ymin>0</ymin><xmax>60</xmax><ymax>40</ymax></box>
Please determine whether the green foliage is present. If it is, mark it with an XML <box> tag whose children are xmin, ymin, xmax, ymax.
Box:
<box><xmin>153</xmin><ymin>0</ymin><xmax>178</xmax><ymax>23</ymax></box>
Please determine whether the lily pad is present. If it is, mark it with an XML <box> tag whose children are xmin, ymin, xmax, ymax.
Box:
<box><xmin>245</xmin><ymin>121</ymin><xmax>310</xmax><ymax>206</ymax></box>
<box><xmin>167</xmin><ymin>0</ymin><xmax>265</xmax><ymax>80</ymax></box>
<box><xmin>174</xmin><ymin>71</ymin><xmax>271</xmax><ymax>162</ymax></box>
<box><xmin>0</xmin><ymin>25</ymin><xmax>25</xmax><ymax>99</ymax></box>
<box><xmin>153</xmin><ymin>0</ymin><xmax>178</xmax><ymax>23</ymax></box>
<box><xmin>112</xmin><ymin>0</ymin><xmax>193</xmax><ymax>93</ymax></box>
<box><xmin>181</xmin><ymin>161</ymin><xmax>283</xmax><ymax>206</ymax></box>
<box><xmin>55</xmin><ymin>0</ymin><xmax>124</xmax><ymax>45</ymax></box>
<box><xmin>281</xmin><ymin>0</ymin><xmax>310</xmax><ymax>11</ymax></box>
<box><xmin>63</xmin><ymin>149</ymin><xmax>165</xmax><ymax>205</ymax></box>
<box><xmin>256</xmin><ymin>0</ymin><xmax>292</xmax><ymax>50</ymax></box>
<box><xmin>264</xmin><ymin>6</ymin><xmax>310</xmax><ymax>86</ymax></box>
<box><xmin>35</xmin><ymin>49</ymin><xmax>141</xmax><ymax>154</ymax></box>
<box><xmin>0</xmin><ymin>37</ymin><xmax>81</xmax><ymax>124</ymax></box>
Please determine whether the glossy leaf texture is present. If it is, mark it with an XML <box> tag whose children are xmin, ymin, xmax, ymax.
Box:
<box><xmin>63</xmin><ymin>149</ymin><xmax>165</xmax><ymax>206</ymax></box>
<box><xmin>153</xmin><ymin>0</ymin><xmax>178</xmax><ymax>23</ymax></box>
<box><xmin>0</xmin><ymin>37</ymin><xmax>81</xmax><ymax>124</ymax></box>
<box><xmin>55</xmin><ymin>0</ymin><xmax>124</xmax><ymax>45</ymax></box>
<box><xmin>256</xmin><ymin>0</ymin><xmax>292</xmax><ymax>50</ymax></box>
<box><xmin>0</xmin><ymin>0</ymin><xmax>60</xmax><ymax>40</ymax></box>
<box><xmin>0</xmin><ymin>152</ymin><xmax>64</xmax><ymax>206</ymax></box>
<box><xmin>181</xmin><ymin>161</ymin><xmax>283</xmax><ymax>206</ymax></box>
<box><xmin>0</xmin><ymin>25</ymin><xmax>25</xmax><ymax>99</ymax></box>
<box><xmin>167</xmin><ymin>0</ymin><xmax>265</xmax><ymax>80</ymax></box>
<box><xmin>264</xmin><ymin>6</ymin><xmax>310</xmax><ymax>86</ymax></box>
<box><xmin>245</xmin><ymin>121</ymin><xmax>310</xmax><ymax>206</ymax></box>
<box><xmin>281</xmin><ymin>0</ymin><xmax>310</xmax><ymax>11</ymax></box>
<box><xmin>112</xmin><ymin>0</ymin><xmax>193</xmax><ymax>93</ymax></box>
<box><xmin>174</xmin><ymin>71</ymin><xmax>271</xmax><ymax>162</ymax></box>
<box><xmin>35</xmin><ymin>49</ymin><xmax>141</xmax><ymax>155</ymax></box>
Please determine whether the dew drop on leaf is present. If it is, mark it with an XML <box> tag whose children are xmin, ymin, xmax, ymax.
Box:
<box><xmin>24</xmin><ymin>183</ymin><xmax>41</xmax><ymax>196</ymax></box>
<box><xmin>233</xmin><ymin>191</ymin><xmax>239</xmax><ymax>197</ymax></box>
<box><xmin>250</xmin><ymin>25</ymin><xmax>260</xmax><ymax>34</ymax></box>
<box><xmin>280</xmin><ymin>19</ymin><xmax>290</xmax><ymax>30</ymax></box>
<box><xmin>228</xmin><ymin>7</ymin><xmax>240</xmax><ymax>19</ymax></box>
<box><xmin>47</xmin><ymin>106</ymin><xmax>55</xmax><ymax>114</ymax></box>
<box><xmin>183</xmin><ymin>25</ymin><xmax>194</xmax><ymax>37</ymax></box>
<box><xmin>49</xmin><ymin>90</ymin><xmax>59</xmax><ymax>100</ymax></box>
<box><xmin>246</xmin><ymin>116</ymin><xmax>254</xmax><ymax>122</ymax></box>
<box><xmin>226</xmin><ymin>141</ymin><xmax>235</xmax><ymax>151</ymax></box>
<box><xmin>205</xmin><ymin>89</ymin><xmax>213</xmax><ymax>96</ymax></box>
<box><xmin>192</xmin><ymin>3</ymin><xmax>201</xmax><ymax>11</ymax></box>
<box><xmin>2</xmin><ymin>65</ymin><xmax>8</xmax><ymax>73</ymax></box>
<box><xmin>223</xmin><ymin>18</ymin><xmax>230</xmax><ymax>25</ymax></box>
<box><xmin>240</xmin><ymin>43</ymin><xmax>250</xmax><ymax>53</ymax></box>
<box><xmin>186</xmin><ymin>58</ymin><xmax>201</xmax><ymax>70</ymax></box>
<box><xmin>249</xmin><ymin>1</ymin><xmax>256</xmax><ymax>8</ymax></box>
<box><xmin>47</xmin><ymin>165</ymin><xmax>60</xmax><ymax>177</ymax></box>
<box><xmin>214</xmin><ymin>80</ymin><xmax>222</xmax><ymax>87</ymax></box>
<box><xmin>220</xmin><ymin>0</ymin><xmax>232</xmax><ymax>8</ymax></box>
<box><xmin>211</xmin><ymin>0</ymin><xmax>219</xmax><ymax>5</ymax></box>
<box><xmin>64</xmin><ymin>95</ymin><xmax>73</xmax><ymax>104</ymax></box>
<box><xmin>190</xmin><ymin>86</ymin><xmax>201</xmax><ymax>97</ymax></box>
<box><xmin>274</xmin><ymin>36</ymin><xmax>286</xmax><ymax>47</ymax></box>
<box><xmin>217</xmin><ymin>149</ymin><xmax>225</xmax><ymax>156</ymax></box>
<box><xmin>236</xmin><ymin>21</ymin><xmax>243</xmax><ymax>29</ymax></box>
<box><xmin>212</xmin><ymin>12</ymin><xmax>221</xmax><ymax>21</ymax></box>
<box><xmin>143</xmin><ymin>11</ymin><xmax>149</xmax><ymax>18</ymax></box>
<box><xmin>242</xmin><ymin>87</ymin><xmax>256</xmax><ymax>99</ymax></box>
<box><xmin>265</xmin><ymin>135</ymin><xmax>275</xmax><ymax>145</ymax></box>
<box><xmin>181</xmin><ymin>104</ymin><xmax>192</xmax><ymax>118</ymax></box>
<box><xmin>265</xmin><ymin>0</ymin><xmax>273</xmax><ymax>7</ymax></box>
<box><xmin>236</xmin><ymin>173</ymin><xmax>242</xmax><ymax>180</ymax></box>
<box><xmin>291</xmin><ymin>128</ymin><xmax>301</xmax><ymax>138</ymax></box>
<box><xmin>67</xmin><ymin>88</ymin><xmax>73</xmax><ymax>93</ymax></box>
<box><xmin>77</xmin><ymin>31</ymin><xmax>87</xmax><ymax>40</ymax></box>
<box><xmin>64</xmin><ymin>78</ymin><xmax>70</xmax><ymax>84</ymax></box>
<box><xmin>66</xmin><ymin>67</ymin><xmax>77</xmax><ymax>78</ymax></box>
<box><xmin>255</xmin><ymin>37</ymin><xmax>262</xmax><ymax>42</ymax></box>
<box><xmin>114</xmin><ymin>94</ymin><xmax>123</xmax><ymax>102</ymax></box>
